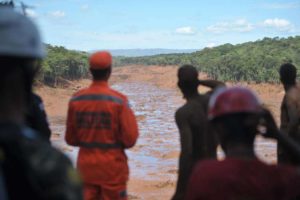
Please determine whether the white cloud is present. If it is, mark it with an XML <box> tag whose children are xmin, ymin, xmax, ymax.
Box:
<box><xmin>262</xmin><ymin>18</ymin><xmax>294</xmax><ymax>31</ymax></box>
<box><xmin>25</xmin><ymin>9</ymin><xmax>38</xmax><ymax>18</ymax></box>
<box><xmin>49</xmin><ymin>10</ymin><xmax>66</xmax><ymax>18</ymax></box>
<box><xmin>206</xmin><ymin>42</ymin><xmax>217</xmax><ymax>48</ymax></box>
<box><xmin>81</xmin><ymin>4</ymin><xmax>89</xmax><ymax>11</ymax></box>
<box><xmin>175</xmin><ymin>26</ymin><xmax>196</xmax><ymax>35</ymax></box>
<box><xmin>207</xmin><ymin>19</ymin><xmax>254</xmax><ymax>34</ymax></box>
<box><xmin>262</xmin><ymin>2</ymin><xmax>300</xmax><ymax>9</ymax></box>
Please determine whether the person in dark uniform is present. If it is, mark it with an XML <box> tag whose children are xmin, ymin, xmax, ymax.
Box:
<box><xmin>171</xmin><ymin>65</ymin><xmax>225</xmax><ymax>200</ymax></box>
<box><xmin>26</xmin><ymin>92</ymin><xmax>52</xmax><ymax>141</ymax></box>
<box><xmin>0</xmin><ymin>5</ymin><xmax>82</xmax><ymax>199</ymax></box>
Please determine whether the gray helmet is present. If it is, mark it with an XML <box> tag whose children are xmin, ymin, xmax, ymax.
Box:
<box><xmin>0</xmin><ymin>6</ymin><xmax>46</xmax><ymax>59</ymax></box>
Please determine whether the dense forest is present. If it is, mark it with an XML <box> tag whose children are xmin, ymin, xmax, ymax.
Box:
<box><xmin>39</xmin><ymin>44</ymin><xmax>89</xmax><ymax>86</ymax></box>
<box><xmin>114</xmin><ymin>36</ymin><xmax>300</xmax><ymax>83</ymax></box>
<box><xmin>40</xmin><ymin>36</ymin><xmax>300</xmax><ymax>87</ymax></box>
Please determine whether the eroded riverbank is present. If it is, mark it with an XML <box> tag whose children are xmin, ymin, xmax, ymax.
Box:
<box><xmin>38</xmin><ymin>65</ymin><xmax>280</xmax><ymax>200</ymax></box>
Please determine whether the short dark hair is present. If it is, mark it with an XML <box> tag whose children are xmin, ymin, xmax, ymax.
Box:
<box><xmin>279</xmin><ymin>63</ymin><xmax>297</xmax><ymax>85</ymax></box>
<box><xmin>90</xmin><ymin>68</ymin><xmax>111</xmax><ymax>80</ymax></box>
<box><xmin>177</xmin><ymin>64</ymin><xmax>199</xmax><ymax>91</ymax></box>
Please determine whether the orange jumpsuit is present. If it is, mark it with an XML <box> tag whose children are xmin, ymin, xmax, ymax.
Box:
<box><xmin>65</xmin><ymin>81</ymin><xmax>139</xmax><ymax>200</ymax></box>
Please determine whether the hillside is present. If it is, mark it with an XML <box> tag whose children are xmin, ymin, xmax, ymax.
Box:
<box><xmin>114</xmin><ymin>36</ymin><xmax>300</xmax><ymax>83</ymax></box>
<box><xmin>104</xmin><ymin>48</ymin><xmax>198</xmax><ymax>57</ymax></box>
<box><xmin>40</xmin><ymin>36</ymin><xmax>300</xmax><ymax>86</ymax></box>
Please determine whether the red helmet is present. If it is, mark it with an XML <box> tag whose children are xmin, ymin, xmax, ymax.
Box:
<box><xmin>89</xmin><ymin>51</ymin><xmax>112</xmax><ymax>70</ymax></box>
<box><xmin>208</xmin><ymin>87</ymin><xmax>262</xmax><ymax>120</ymax></box>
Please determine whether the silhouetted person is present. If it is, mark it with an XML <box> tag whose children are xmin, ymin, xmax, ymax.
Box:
<box><xmin>172</xmin><ymin>65</ymin><xmax>224</xmax><ymax>200</ymax></box>
<box><xmin>186</xmin><ymin>87</ymin><xmax>300</xmax><ymax>200</ymax></box>
<box><xmin>0</xmin><ymin>6</ymin><xmax>82</xmax><ymax>199</ymax></box>
<box><xmin>1</xmin><ymin>0</ymin><xmax>52</xmax><ymax>142</ymax></box>
<box><xmin>278</xmin><ymin>63</ymin><xmax>300</xmax><ymax>165</ymax></box>
<box><xmin>26</xmin><ymin>90</ymin><xmax>51</xmax><ymax>142</ymax></box>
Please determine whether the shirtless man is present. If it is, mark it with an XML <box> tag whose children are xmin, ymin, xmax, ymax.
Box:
<box><xmin>171</xmin><ymin>65</ymin><xmax>225</xmax><ymax>200</ymax></box>
<box><xmin>278</xmin><ymin>63</ymin><xmax>300</xmax><ymax>165</ymax></box>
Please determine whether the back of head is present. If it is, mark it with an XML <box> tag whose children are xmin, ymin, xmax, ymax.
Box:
<box><xmin>208</xmin><ymin>87</ymin><xmax>262</xmax><ymax>146</ymax></box>
<box><xmin>279</xmin><ymin>63</ymin><xmax>297</xmax><ymax>85</ymax></box>
<box><xmin>0</xmin><ymin>6</ymin><xmax>45</xmax><ymax>122</ymax></box>
<box><xmin>177</xmin><ymin>64</ymin><xmax>199</xmax><ymax>94</ymax></box>
<box><xmin>89</xmin><ymin>51</ymin><xmax>112</xmax><ymax>80</ymax></box>
<box><xmin>0</xmin><ymin>5</ymin><xmax>45</xmax><ymax>76</ymax></box>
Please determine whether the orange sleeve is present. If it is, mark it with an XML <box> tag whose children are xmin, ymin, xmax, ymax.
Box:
<box><xmin>119</xmin><ymin>99</ymin><xmax>139</xmax><ymax>148</ymax></box>
<box><xmin>65</xmin><ymin>101</ymin><xmax>79</xmax><ymax>146</ymax></box>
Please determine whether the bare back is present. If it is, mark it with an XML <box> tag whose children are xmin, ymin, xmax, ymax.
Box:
<box><xmin>172</xmin><ymin>93</ymin><xmax>217</xmax><ymax>200</ymax></box>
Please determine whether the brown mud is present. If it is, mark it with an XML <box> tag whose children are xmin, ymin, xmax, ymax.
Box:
<box><xmin>36</xmin><ymin>65</ymin><xmax>283</xmax><ymax>200</ymax></box>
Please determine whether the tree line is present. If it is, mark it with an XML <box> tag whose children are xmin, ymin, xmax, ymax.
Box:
<box><xmin>114</xmin><ymin>36</ymin><xmax>300</xmax><ymax>83</ymax></box>
<box><xmin>39</xmin><ymin>36</ymin><xmax>300</xmax><ymax>86</ymax></box>
<box><xmin>38</xmin><ymin>44</ymin><xmax>89</xmax><ymax>87</ymax></box>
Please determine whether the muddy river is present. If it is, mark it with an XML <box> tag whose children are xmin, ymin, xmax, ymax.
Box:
<box><xmin>50</xmin><ymin>81</ymin><xmax>277</xmax><ymax>199</ymax></box>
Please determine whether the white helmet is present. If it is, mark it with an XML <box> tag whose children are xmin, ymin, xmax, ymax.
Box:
<box><xmin>0</xmin><ymin>6</ymin><xmax>46</xmax><ymax>59</ymax></box>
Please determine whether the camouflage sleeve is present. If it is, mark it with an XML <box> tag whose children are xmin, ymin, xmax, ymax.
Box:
<box><xmin>23</xmin><ymin>139</ymin><xmax>83</xmax><ymax>200</ymax></box>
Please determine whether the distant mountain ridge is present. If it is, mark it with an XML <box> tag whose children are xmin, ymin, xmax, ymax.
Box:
<box><xmin>91</xmin><ymin>49</ymin><xmax>198</xmax><ymax>57</ymax></box>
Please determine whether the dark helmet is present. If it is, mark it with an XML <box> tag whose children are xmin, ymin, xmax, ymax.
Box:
<box><xmin>0</xmin><ymin>6</ymin><xmax>45</xmax><ymax>59</ymax></box>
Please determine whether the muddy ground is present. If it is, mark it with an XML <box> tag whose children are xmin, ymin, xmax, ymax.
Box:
<box><xmin>36</xmin><ymin>65</ymin><xmax>284</xmax><ymax>200</ymax></box>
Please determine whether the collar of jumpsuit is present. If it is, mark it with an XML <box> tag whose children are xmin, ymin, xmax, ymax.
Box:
<box><xmin>91</xmin><ymin>81</ymin><xmax>109</xmax><ymax>87</ymax></box>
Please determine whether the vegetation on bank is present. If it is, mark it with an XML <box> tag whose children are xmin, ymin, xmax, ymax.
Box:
<box><xmin>114</xmin><ymin>36</ymin><xmax>300</xmax><ymax>83</ymax></box>
<box><xmin>40</xmin><ymin>36</ymin><xmax>300</xmax><ymax>86</ymax></box>
<box><xmin>39</xmin><ymin>44</ymin><xmax>89</xmax><ymax>86</ymax></box>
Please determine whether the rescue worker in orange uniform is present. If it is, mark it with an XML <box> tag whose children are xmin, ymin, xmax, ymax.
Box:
<box><xmin>65</xmin><ymin>51</ymin><xmax>139</xmax><ymax>200</ymax></box>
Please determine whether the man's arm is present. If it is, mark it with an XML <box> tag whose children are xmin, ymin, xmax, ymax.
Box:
<box><xmin>286</xmin><ymin>103</ymin><xmax>299</xmax><ymax>137</ymax></box>
<box><xmin>280</xmin><ymin>99</ymin><xmax>289</xmax><ymax>131</ymax></box>
<box><xmin>198</xmin><ymin>80</ymin><xmax>225</xmax><ymax>90</ymax></box>
<box><xmin>172</xmin><ymin>109</ymin><xmax>193</xmax><ymax>200</ymax></box>
<box><xmin>176</xmin><ymin>110</ymin><xmax>193</xmax><ymax>156</ymax></box>
<box><xmin>119</xmin><ymin>99</ymin><xmax>139</xmax><ymax>148</ymax></box>
<box><xmin>261</xmin><ymin>108</ymin><xmax>300</xmax><ymax>162</ymax></box>
<box><xmin>65</xmin><ymin>102</ymin><xmax>79</xmax><ymax>146</ymax></box>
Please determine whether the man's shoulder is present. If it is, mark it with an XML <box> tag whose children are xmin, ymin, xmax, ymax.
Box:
<box><xmin>286</xmin><ymin>84</ymin><xmax>300</xmax><ymax>109</ymax></box>
<box><xmin>31</xmin><ymin>93</ymin><xmax>43</xmax><ymax>102</ymax></box>
<box><xmin>0</xmin><ymin>124</ymin><xmax>67</xmax><ymax>164</ymax></box>
<box><xmin>71</xmin><ymin>87</ymin><xmax>90</xmax><ymax>97</ymax></box>
<box><xmin>175</xmin><ymin>104</ymin><xmax>190</xmax><ymax>119</ymax></box>
<box><xmin>193</xmin><ymin>158</ymin><xmax>298</xmax><ymax>178</ymax></box>
<box><xmin>0</xmin><ymin>124</ymin><xmax>82</xmax><ymax>199</ymax></box>
<box><xmin>109</xmin><ymin>88</ymin><xmax>127</xmax><ymax>101</ymax></box>
<box><xmin>193</xmin><ymin>159</ymin><xmax>222</xmax><ymax>172</ymax></box>
<box><xmin>176</xmin><ymin>97</ymin><xmax>208</xmax><ymax>117</ymax></box>
<box><xmin>193</xmin><ymin>159</ymin><xmax>262</xmax><ymax>176</ymax></box>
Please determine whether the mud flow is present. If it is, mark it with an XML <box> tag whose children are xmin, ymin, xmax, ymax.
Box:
<box><xmin>50</xmin><ymin>81</ymin><xmax>277</xmax><ymax>199</ymax></box>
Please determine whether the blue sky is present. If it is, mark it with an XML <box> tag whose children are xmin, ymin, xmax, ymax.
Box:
<box><xmin>19</xmin><ymin>0</ymin><xmax>300</xmax><ymax>51</ymax></box>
